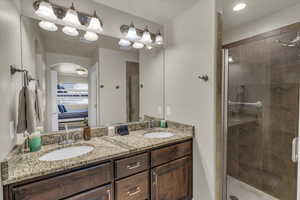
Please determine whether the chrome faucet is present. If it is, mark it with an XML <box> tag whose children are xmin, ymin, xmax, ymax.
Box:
<box><xmin>59</xmin><ymin>124</ymin><xmax>75</xmax><ymax>145</ymax></box>
<box><xmin>148</xmin><ymin>120</ymin><xmax>155</xmax><ymax>129</ymax></box>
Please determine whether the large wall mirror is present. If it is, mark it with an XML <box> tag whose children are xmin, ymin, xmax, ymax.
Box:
<box><xmin>16</xmin><ymin>15</ymin><xmax>165</xmax><ymax>133</ymax></box>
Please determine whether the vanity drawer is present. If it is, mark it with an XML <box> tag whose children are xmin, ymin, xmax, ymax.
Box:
<box><xmin>13</xmin><ymin>162</ymin><xmax>113</xmax><ymax>200</ymax></box>
<box><xmin>151</xmin><ymin>140</ymin><xmax>192</xmax><ymax>167</ymax></box>
<box><xmin>115</xmin><ymin>153</ymin><xmax>149</xmax><ymax>179</ymax></box>
<box><xmin>65</xmin><ymin>184</ymin><xmax>112</xmax><ymax>200</ymax></box>
<box><xmin>115</xmin><ymin>171</ymin><xmax>149</xmax><ymax>200</ymax></box>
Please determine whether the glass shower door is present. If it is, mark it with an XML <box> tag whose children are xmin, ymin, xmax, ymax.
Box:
<box><xmin>225</xmin><ymin>28</ymin><xmax>300</xmax><ymax>200</ymax></box>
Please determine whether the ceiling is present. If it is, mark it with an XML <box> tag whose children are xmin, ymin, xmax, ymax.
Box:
<box><xmin>92</xmin><ymin>0</ymin><xmax>199</xmax><ymax>24</ymax></box>
<box><xmin>223</xmin><ymin>0</ymin><xmax>300</xmax><ymax>31</ymax></box>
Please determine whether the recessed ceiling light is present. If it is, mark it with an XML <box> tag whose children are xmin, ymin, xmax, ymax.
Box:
<box><xmin>233</xmin><ymin>2</ymin><xmax>247</xmax><ymax>11</ymax></box>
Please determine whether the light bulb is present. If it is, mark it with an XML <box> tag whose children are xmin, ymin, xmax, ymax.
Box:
<box><xmin>35</xmin><ymin>1</ymin><xmax>57</xmax><ymax>20</ymax></box>
<box><xmin>76</xmin><ymin>69</ymin><xmax>87</xmax><ymax>75</ymax></box>
<box><xmin>87</xmin><ymin>11</ymin><xmax>103</xmax><ymax>33</ymax></box>
<box><xmin>126</xmin><ymin>22</ymin><xmax>139</xmax><ymax>41</ymax></box>
<box><xmin>155</xmin><ymin>32</ymin><xmax>163</xmax><ymax>45</ymax></box>
<box><xmin>146</xmin><ymin>45</ymin><xmax>153</xmax><ymax>50</ymax></box>
<box><xmin>228</xmin><ymin>56</ymin><xmax>234</xmax><ymax>63</ymax></box>
<box><xmin>84</xmin><ymin>31</ymin><xmax>99</xmax><ymax>41</ymax></box>
<box><xmin>141</xmin><ymin>26</ymin><xmax>152</xmax><ymax>44</ymax></box>
<box><xmin>118</xmin><ymin>39</ymin><xmax>131</xmax><ymax>47</ymax></box>
<box><xmin>133</xmin><ymin>42</ymin><xmax>144</xmax><ymax>49</ymax></box>
<box><xmin>62</xmin><ymin>26</ymin><xmax>79</xmax><ymax>36</ymax></box>
<box><xmin>39</xmin><ymin>21</ymin><xmax>57</xmax><ymax>31</ymax></box>
<box><xmin>63</xmin><ymin>3</ymin><xmax>81</xmax><ymax>27</ymax></box>
<box><xmin>233</xmin><ymin>2</ymin><xmax>247</xmax><ymax>11</ymax></box>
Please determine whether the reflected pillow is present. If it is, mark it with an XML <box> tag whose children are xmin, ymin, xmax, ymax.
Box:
<box><xmin>57</xmin><ymin>104</ymin><xmax>64</xmax><ymax>113</ymax></box>
<box><xmin>61</xmin><ymin>104</ymin><xmax>68</xmax><ymax>113</ymax></box>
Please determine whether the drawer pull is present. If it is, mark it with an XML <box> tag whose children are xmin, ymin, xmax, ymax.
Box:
<box><xmin>127</xmin><ymin>186</ymin><xmax>141</xmax><ymax>196</ymax></box>
<box><xmin>127</xmin><ymin>162</ymin><xmax>141</xmax><ymax>170</ymax></box>
<box><xmin>153</xmin><ymin>171</ymin><xmax>158</xmax><ymax>186</ymax></box>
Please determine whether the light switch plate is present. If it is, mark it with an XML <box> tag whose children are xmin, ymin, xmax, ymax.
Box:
<box><xmin>158</xmin><ymin>106</ymin><xmax>162</xmax><ymax>115</ymax></box>
<box><xmin>166</xmin><ymin>105</ymin><xmax>172</xmax><ymax>116</ymax></box>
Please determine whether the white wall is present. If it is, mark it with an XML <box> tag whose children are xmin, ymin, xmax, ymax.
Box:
<box><xmin>58</xmin><ymin>75</ymin><xmax>88</xmax><ymax>84</ymax></box>
<box><xmin>139</xmin><ymin>49</ymin><xmax>164</xmax><ymax>119</ymax></box>
<box><xmin>0</xmin><ymin>0</ymin><xmax>21</xmax><ymax>198</ymax></box>
<box><xmin>46</xmin><ymin>52</ymin><xmax>91</xmax><ymax>68</ymax></box>
<box><xmin>164</xmin><ymin>0</ymin><xmax>217</xmax><ymax>199</ymax></box>
<box><xmin>98</xmin><ymin>48</ymin><xmax>138</xmax><ymax>126</ymax></box>
<box><xmin>224</xmin><ymin>3</ymin><xmax>300</xmax><ymax>44</ymax></box>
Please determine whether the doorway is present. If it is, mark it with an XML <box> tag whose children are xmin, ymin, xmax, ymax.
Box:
<box><xmin>126</xmin><ymin>61</ymin><xmax>140</xmax><ymax>122</ymax></box>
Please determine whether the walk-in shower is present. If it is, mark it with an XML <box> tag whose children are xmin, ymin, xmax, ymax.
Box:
<box><xmin>223</xmin><ymin>27</ymin><xmax>300</xmax><ymax>200</ymax></box>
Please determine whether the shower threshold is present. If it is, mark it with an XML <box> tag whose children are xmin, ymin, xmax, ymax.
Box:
<box><xmin>227</xmin><ymin>176</ymin><xmax>279</xmax><ymax>200</ymax></box>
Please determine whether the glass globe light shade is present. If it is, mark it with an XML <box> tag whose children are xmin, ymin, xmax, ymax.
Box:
<box><xmin>62</xmin><ymin>26</ymin><xmax>79</xmax><ymax>36</ymax></box>
<box><xmin>35</xmin><ymin>1</ymin><xmax>57</xmax><ymax>20</ymax></box>
<box><xmin>38</xmin><ymin>21</ymin><xmax>57</xmax><ymax>31</ymax></box>
<box><xmin>84</xmin><ymin>31</ymin><xmax>99</xmax><ymax>42</ymax></box>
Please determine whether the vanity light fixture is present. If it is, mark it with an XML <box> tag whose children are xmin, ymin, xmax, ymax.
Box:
<box><xmin>63</xmin><ymin>3</ymin><xmax>81</xmax><ymax>27</ymax></box>
<box><xmin>119</xmin><ymin>23</ymin><xmax>163</xmax><ymax>50</ymax></box>
<box><xmin>119</xmin><ymin>38</ymin><xmax>131</xmax><ymax>47</ymax></box>
<box><xmin>87</xmin><ymin>11</ymin><xmax>103</xmax><ymax>33</ymax></box>
<box><xmin>84</xmin><ymin>31</ymin><xmax>99</xmax><ymax>41</ymax></box>
<box><xmin>62</xmin><ymin>26</ymin><xmax>79</xmax><ymax>36</ymax></box>
<box><xmin>35</xmin><ymin>0</ymin><xmax>57</xmax><ymax>20</ymax></box>
<box><xmin>38</xmin><ymin>21</ymin><xmax>58</xmax><ymax>32</ymax></box>
<box><xmin>155</xmin><ymin>31</ymin><xmax>163</xmax><ymax>45</ymax></box>
<box><xmin>146</xmin><ymin>45</ymin><xmax>153</xmax><ymax>50</ymax></box>
<box><xmin>34</xmin><ymin>1</ymin><xmax>105</xmax><ymax>43</ymax></box>
<box><xmin>141</xmin><ymin>26</ymin><xmax>152</xmax><ymax>44</ymax></box>
<box><xmin>133</xmin><ymin>42</ymin><xmax>145</xmax><ymax>49</ymax></box>
<box><xmin>126</xmin><ymin>22</ymin><xmax>139</xmax><ymax>41</ymax></box>
<box><xmin>233</xmin><ymin>1</ymin><xmax>247</xmax><ymax>11</ymax></box>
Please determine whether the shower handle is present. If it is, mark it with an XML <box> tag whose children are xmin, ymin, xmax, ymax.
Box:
<box><xmin>292</xmin><ymin>137</ymin><xmax>298</xmax><ymax>163</ymax></box>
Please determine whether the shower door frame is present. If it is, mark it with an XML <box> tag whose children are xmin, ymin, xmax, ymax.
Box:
<box><xmin>220</xmin><ymin>22</ymin><xmax>300</xmax><ymax>200</ymax></box>
<box><xmin>221</xmin><ymin>48</ymin><xmax>229</xmax><ymax>200</ymax></box>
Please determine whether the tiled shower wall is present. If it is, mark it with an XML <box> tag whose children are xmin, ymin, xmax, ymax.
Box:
<box><xmin>227</xmin><ymin>29</ymin><xmax>300</xmax><ymax>200</ymax></box>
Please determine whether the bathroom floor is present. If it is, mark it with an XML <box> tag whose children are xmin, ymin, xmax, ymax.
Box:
<box><xmin>227</xmin><ymin>176</ymin><xmax>279</xmax><ymax>200</ymax></box>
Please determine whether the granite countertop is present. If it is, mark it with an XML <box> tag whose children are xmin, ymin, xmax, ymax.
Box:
<box><xmin>1</xmin><ymin>128</ymin><xmax>193</xmax><ymax>185</ymax></box>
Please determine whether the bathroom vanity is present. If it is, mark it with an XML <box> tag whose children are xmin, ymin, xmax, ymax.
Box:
<box><xmin>2</xmin><ymin>126</ymin><xmax>193</xmax><ymax>200</ymax></box>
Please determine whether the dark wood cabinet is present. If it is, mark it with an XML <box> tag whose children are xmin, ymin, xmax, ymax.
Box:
<box><xmin>151</xmin><ymin>156</ymin><xmax>192</xmax><ymax>200</ymax></box>
<box><xmin>13</xmin><ymin>162</ymin><xmax>113</xmax><ymax>200</ymax></box>
<box><xmin>115</xmin><ymin>171</ymin><xmax>149</xmax><ymax>200</ymax></box>
<box><xmin>151</xmin><ymin>141</ymin><xmax>192</xmax><ymax>167</ymax></box>
<box><xmin>115</xmin><ymin>153</ymin><xmax>149</xmax><ymax>179</ymax></box>
<box><xmin>5</xmin><ymin>140</ymin><xmax>192</xmax><ymax>200</ymax></box>
<box><xmin>66</xmin><ymin>185</ymin><xmax>112</xmax><ymax>200</ymax></box>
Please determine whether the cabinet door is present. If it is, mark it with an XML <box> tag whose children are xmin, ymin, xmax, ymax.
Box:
<box><xmin>151</xmin><ymin>156</ymin><xmax>192</xmax><ymax>200</ymax></box>
<box><xmin>66</xmin><ymin>185</ymin><xmax>112</xmax><ymax>200</ymax></box>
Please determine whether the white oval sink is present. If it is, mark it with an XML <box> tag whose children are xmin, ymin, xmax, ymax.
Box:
<box><xmin>39</xmin><ymin>145</ymin><xmax>94</xmax><ymax>161</ymax></box>
<box><xmin>144</xmin><ymin>132</ymin><xmax>174</xmax><ymax>139</ymax></box>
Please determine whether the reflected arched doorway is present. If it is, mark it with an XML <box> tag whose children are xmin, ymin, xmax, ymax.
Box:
<box><xmin>46</xmin><ymin>62</ymin><xmax>90</xmax><ymax>131</ymax></box>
